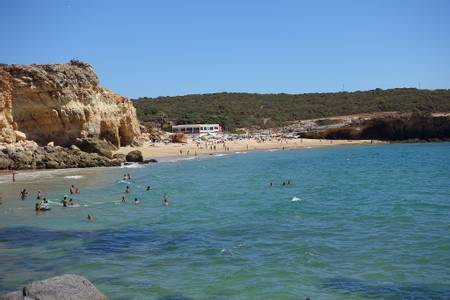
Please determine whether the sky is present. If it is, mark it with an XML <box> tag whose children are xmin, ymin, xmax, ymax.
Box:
<box><xmin>1</xmin><ymin>0</ymin><xmax>449</xmax><ymax>98</ymax></box>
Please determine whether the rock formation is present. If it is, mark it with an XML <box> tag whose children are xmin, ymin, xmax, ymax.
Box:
<box><xmin>0</xmin><ymin>60</ymin><xmax>140</xmax><ymax>147</ymax></box>
<box><xmin>0</xmin><ymin>274</ymin><xmax>108</xmax><ymax>300</ymax></box>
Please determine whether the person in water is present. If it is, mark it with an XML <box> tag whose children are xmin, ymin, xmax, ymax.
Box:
<box><xmin>282</xmin><ymin>181</ymin><xmax>286</xmax><ymax>186</ymax></box>
<box><xmin>134</xmin><ymin>198</ymin><xmax>140</xmax><ymax>205</ymax></box>
<box><xmin>20</xmin><ymin>189</ymin><xmax>28</xmax><ymax>200</ymax></box>
<box><xmin>269</xmin><ymin>182</ymin><xmax>273</xmax><ymax>187</ymax></box>
<box><xmin>146</xmin><ymin>186</ymin><xmax>151</xmax><ymax>191</ymax></box>
<box><xmin>127</xmin><ymin>173</ymin><xmax>131</xmax><ymax>180</ymax></box>
<box><xmin>122</xmin><ymin>196</ymin><xmax>126</xmax><ymax>203</ymax></box>
<box><xmin>69</xmin><ymin>199</ymin><xmax>77</xmax><ymax>206</ymax></box>
<box><xmin>62</xmin><ymin>198</ymin><xmax>69</xmax><ymax>207</ymax></box>
<box><xmin>123</xmin><ymin>174</ymin><xmax>127</xmax><ymax>181</ymax></box>
<box><xmin>287</xmin><ymin>180</ymin><xmax>291</xmax><ymax>185</ymax></box>
<box><xmin>87</xmin><ymin>214</ymin><xmax>94</xmax><ymax>221</ymax></box>
<box><xmin>125</xmin><ymin>186</ymin><xmax>130</xmax><ymax>193</ymax></box>
<box><xmin>36</xmin><ymin>191</ymin><xmax>42</xmax><ymax>200</ymax></box>
<box><xmin>70</xmin><ymin>185</ymin><xmax>76</xmax><ymax>194</ymax></box>
<box><xmin>163</xmin><ymin>193</ymin><xmax>169</xmax><ymax>207</ymax></box>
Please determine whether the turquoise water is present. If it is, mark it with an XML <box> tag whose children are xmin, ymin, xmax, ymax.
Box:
<box><xmin>0</xmin><ymin>143</ymin><xmax>449</xmax><ymax>299</ymax></box>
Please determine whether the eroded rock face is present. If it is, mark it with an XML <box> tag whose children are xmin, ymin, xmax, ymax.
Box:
<box><xmin>1</xmin><ymin>60</ymin><xmax>140</xmax><ymax>147</ymax></box>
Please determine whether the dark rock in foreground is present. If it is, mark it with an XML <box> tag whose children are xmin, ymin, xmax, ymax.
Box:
<box><xmin>0</xmin><ymin>274</ymin><xmax>108</xmax><ymax>300</ymax></box>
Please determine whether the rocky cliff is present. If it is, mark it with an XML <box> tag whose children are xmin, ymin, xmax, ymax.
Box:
<box><xmin>0</xmin><ymin>60</ymin><xmax>140</xmax><ymax>147</ymax></box>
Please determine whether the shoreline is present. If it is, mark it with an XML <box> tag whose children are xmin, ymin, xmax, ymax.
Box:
<box><xmin>115</xmin><ymin>138</ymin><xmax>384</xmax><ymax>161</ymax></box>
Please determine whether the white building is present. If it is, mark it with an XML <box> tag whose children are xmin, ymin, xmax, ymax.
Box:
<box><xmin>172</xmin><ymin>124</ymin><xmax>221</xmax><ymax>134</ymax></box>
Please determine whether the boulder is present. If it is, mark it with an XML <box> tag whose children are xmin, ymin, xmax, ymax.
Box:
<box><xmin>75</xmin><ymin>138</ymin><xmax>116</xmax><ymax>158</ymax></box>
<box><xmin>47</xmin><ymin>141</ymin><xmax>54</xmax><ymax>147</ymax></box>
<box><xmin>126</xmin><ymin>150</ymin><xmax>143</xmax><ymax>162</ymax></box>
<box><xmin>0</xmin><ymin>274</ymin><xmax>108</xmax><ymax>300</ymax></box>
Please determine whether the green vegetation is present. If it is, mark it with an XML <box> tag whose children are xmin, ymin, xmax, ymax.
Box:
<box><xmin>133</xmin><ymin>88</ymin><xmax>450</xmax><ymax>131</ymax></box>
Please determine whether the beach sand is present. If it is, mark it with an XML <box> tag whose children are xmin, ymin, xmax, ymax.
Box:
<box><xmin>115</xmin><ymin>138</ymin><xmax>382</xmax><ymax>160</ymax></box>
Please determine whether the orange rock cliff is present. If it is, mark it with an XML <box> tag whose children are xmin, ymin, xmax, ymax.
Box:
<box><xmin>0</xmin><ymin>60</ymin><xmax>140</xmax><ymax>147</ymax></box>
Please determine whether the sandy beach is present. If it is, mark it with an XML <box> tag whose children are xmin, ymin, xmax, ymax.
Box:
<box><xmin>115</xmin><ymin>138</ymin><xmax>382</xmax><ymax>160</ymax></box>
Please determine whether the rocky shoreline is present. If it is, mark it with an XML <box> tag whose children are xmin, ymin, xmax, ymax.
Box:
<box><xmin>0</xmin><ymin>138</ymin><xmax>153</xmax><ymax>171</ymax></box>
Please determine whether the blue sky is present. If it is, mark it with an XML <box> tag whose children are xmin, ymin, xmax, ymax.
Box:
<box><xmin>1</xmin><ymin>0</ymin><xmax>449</xmax><ymax>98</ymax></box>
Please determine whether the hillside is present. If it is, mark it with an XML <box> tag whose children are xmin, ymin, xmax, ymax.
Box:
<box><xmin>133</xmin><ymin>88</ymin><xmax>450</xmax><ymax>131</ymax></box>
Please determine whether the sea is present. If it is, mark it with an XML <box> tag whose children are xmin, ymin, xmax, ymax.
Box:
<box><xmin>0</xmin><ymin>143</ymin><xmax>449</xmax><ymax>300</ymax></box>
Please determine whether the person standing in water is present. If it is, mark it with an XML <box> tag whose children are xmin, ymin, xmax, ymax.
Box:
<box><xmin>70</xmin><ymin>185</ymin><xmax>76</xmax><ymax>194</ymax></box>
<box><xmin>20</xmin><ymin>189</ymin><xmax>28</xmax><ymax>200</ymax></box>
<box><xmin>36</xmin><ymin>191</ymin><xmax>42</xmax><ymax>200</ymax></box>
<box><xmin>163</xmin><ymin>193</ymin><xmax>169</xmax><ymax>207</ymax></box>
<box><xmin>125</xmin><ymin>186</ymin><xmax>130</xmax><ymax>193</ymax></box>
<box><xmin>87</xmin><ymin>214</ymin><xmax>94</xmax><ymax>222</ymax></box>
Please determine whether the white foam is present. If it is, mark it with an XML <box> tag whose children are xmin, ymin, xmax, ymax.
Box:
<box><xmin>120</xmin><ymin>163</ymin><xmax>142</xmax><ymax>168</ymax></box>
<box><xmin>213</xmin><ymin>154</ymin><xmax>228</xmax><ymax>157</ymax></box>
<box><xmin>64</xmin><ymin>175</ymin><xmax>84</xmax><ymax>179</ymax></box>
<box><xmin>291</xmin><ymin>196</ymin><xmax>302</xmax><ymax>202</ymax></box>
<box><xmin>304</xmin><ymin>146</ymin><xmax>313</xmax><ymax>149</ymax></box>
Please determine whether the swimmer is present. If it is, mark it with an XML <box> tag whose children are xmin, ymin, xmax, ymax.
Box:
<box><xmin>127</xmin><ymin>173</ymin><xmax>131</xmax><ymax>180</ymax></box>
<box><xmin>37</xmin><ymin>190</ymin><xmax>42</xmax><ymax>200</ymax></box>
<box><xmin>287</xmin><ymin>180</ymin><xmax>291</xmax><ymax>185</ymax></box>
<box><xmin>282</xmin><ymin>182</ymin><xmax>286</xmax><ymax>186</ymax></box>
<box><xmin>146</xmin><ymin>186</ymin><xmax>151</xmax><ymax>191</ymax></box>
<box><xmin>121</xmin><ymin>196</ymin><xmax>126</xmax><ymax>203</ymax></box>
<box><xmin>125</xmin><ymin>186</ymin><xmax>130</xmax><ymax>193</ymax></box>
<box><xmin>134</xmin><ymin>198</ymin><xmax>140</xmax><ymax>205</ymax></box>
<box><xmin>123</xmin><ymin>174</ymin><xmax>127</xmax><ymax>181</ymax></box>
<box><xmin>269</xmin><ymin>182</ymin><xmax>273</xmax><ymax>187</ymax></box>
<box><xmin>87</xmin><ymin>214</ymin><xmax>94</xmax><ymax>222</ymax></box>
<box><xmin>20</xmin><ymin>189</ymin><xmax>28</xmax><ymax>200</ymax></box>
<box><xmin>163</xmin><ymin>193</ymin><xmax>169</xmax><ymax>207</ymax></box>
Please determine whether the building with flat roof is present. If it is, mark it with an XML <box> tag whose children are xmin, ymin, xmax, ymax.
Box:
<box><xmin>172</xmin><ymin>124</ymin><xmax>221</xmax><ymax>134</ymax></box>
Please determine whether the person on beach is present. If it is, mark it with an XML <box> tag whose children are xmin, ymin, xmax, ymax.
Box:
<box><xmin>163</xmin><ymin>193</ymin><xmax>169</xmax><ymax>207</ymax></box>
<box><xmin>20</xmin><ymin>189</ymin><xmax>28</xmax><ymax>200</ymax></box>
<box><xmin>125</xmin><ymin>186</ymin><xmax>130</xmax><ymax>193</ymax></box>
<box><xmin>12</xmin><ymin>171</ymin><xmax>16</xmax><ymax>182</ymax></box>
<box><xmin>122</xmin><ymin>196</ymin><xmax>127</xmax><ymax>203</ymax></box>
<box><xmin>37</xmin><ymin>191</ymin><xmax>42</xmax><ymax>200</ymax></box>
<box><xmin>134</xmin><ymin>198</ymin><xmax>140</xmax><ymax>205</ymax></box>
<box><xmin>87</xmin><ymin>214</ymin><xmax>94</xmax><ymax>221</ymax></box>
